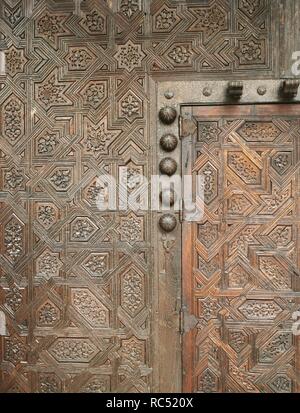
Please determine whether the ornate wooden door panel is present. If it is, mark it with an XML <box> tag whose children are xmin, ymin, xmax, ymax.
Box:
<box><xmin>0</xmin><ymin>0</ymin><xmax>299</xmax><ymax>394</ymax></box>
<box><xmin>182</xmin><ymin>104</ymin><xmax>300</xmax><ymax>393</ymax></box>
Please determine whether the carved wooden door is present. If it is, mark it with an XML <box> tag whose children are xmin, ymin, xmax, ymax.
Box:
<box><xmin>181</xmin><ymin>104</ymin><xmax>300</xmax><ymax>393</ymax></box>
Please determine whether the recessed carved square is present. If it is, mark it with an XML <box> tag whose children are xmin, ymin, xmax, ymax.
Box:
<box><xmin>198</xmin><ymin>121</ymin><xmax>221</xmax><ymax>144</ymax></box>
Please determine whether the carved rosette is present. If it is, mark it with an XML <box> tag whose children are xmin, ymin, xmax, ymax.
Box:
<box><xmin>236</xmin><ymin>36</ymin><xmax>266</xmax><ymax>66</ymax></box>
<box><xmin>119</xmin><ymin>213</ymin><xmax>144</xmax><ymax>243</ymax></box>
<box><xmin>153</xmin><ymin>6</ymin><xmax>180</xmax><ymax>33</ymax></box>
<box><xmin>70</xmin><ymin>217</ymin><xmax>98</xmax><ymax>242</ymax></box>
<box><xmin>38</xmin><ymin>373</ymin><xmax>61</xmax><ymax>393</ymax></box>
<box><xmin>83</xmin><ymin>115</ymin><xmax>121</xmax><ymax>157</ymax></box>
<box><xmin>35</xmin><ymin>70</ymin><xmax>72</xmax><ymax>110</ymax></box>
<box><xmin>36</xmin><ymin>130</ymin><xmax>59</xmax><ymax>156</ymax></box>
<box><xmin>114</xmin><ymin>40</ymin><xmax>145</xmax><ymax>72</ymax></box>
<box><xmin>119</xmin><ymin>0</ymin><xmax>141</xmax><ymax>19</ymax></box>
<box><xmin>66</xmin><ymin>47</ymin><xmax>95</xmax><ymax>71</ymax></box>
<box><xmin>37</xmin><ymin>300</ymin><xmax>61</xmax><ymax>326</ymax></box>
<box><xmin>5</xmin><ymin>45</ymin><xmax>27</xmax><ymax>77</ymax></box>
<box><xmin>36</xmin><ymin>202</ymin><xmax>59</xmax><ymax>229</ymax></box>
<box><xmin>36</xmin><ymin>249</ymin><xmax>62</xmax><ymax>279</ymax></box>
<box><xmin>167</xmin><ymin>44</ymin><xmax>193</xmax><ymax>66</ymax></box>
<box><xmin>120</xmin><ymin>336</ymin><xmax>146</xmax><ymax>366</ymax></box>
<box><xmin>49</xmin><ymin>168</ymin><xmax>73</xmax><ymax>191</ymax></box>
<box><xmin>79</xmin><ymin>9</ymin><xmax>106</xmax><ymax>34</ymax></box>
<box><xmin>198</xmin><ymin>121</ymin><xmax>221</xmax><ymax>144</ymax></box>
<box><xmin>188</xmin><ymin>4</ymin><xmax>229</xmax><ymax>43</ymax></box>
<box><xmin>119</xmin><ymin>90</ymin><xmax>143</xmax><ymax>123</ymax></box>
<box><xmin>4</xmin><ymin>336</ymin><xmax>27</xmax><ymax>365</ymax></box>
<box><xmin>80</xmin><ymin>80</ymin><xmax>108</xmax><ymax>109</ymax></box>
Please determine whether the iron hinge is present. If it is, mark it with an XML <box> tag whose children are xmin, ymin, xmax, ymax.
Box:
<box><xmin>178</xmin><ymin>115</ymin><xmax>197</xmax><ymax>139</ymax></box>
<box><xmin>179</xmin><ymin>198</ymin><xmax>184</xmax><ymax>223</ymax></box>
<box><xmin>178</xmin><ymin>115</ymin><xmax>184</xmax><ymax>139</ymax></box>
<box><xmin>179</xmin><ymin>306</ymin><xmax>185</xmax><ymax>335</ymax></box>
<box><xmin>179</xmin><ymin>307</ymin><xmax>199</xmax><ymax>335</ymax></box>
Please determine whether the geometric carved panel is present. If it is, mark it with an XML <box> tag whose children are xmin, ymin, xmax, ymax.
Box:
<box><xmin>271</xmin><ymin>152</ymin><xmax>293</xmax><ymax>175</ymax></box>
<box><xmin>49</xmin><ymin>338</ymin><xmax>98</xmax><ymax>363</ymax></box>
<box><xmin>183</xmin><ymin>104</ymin><xmax>299</xmax><ymax>393</ymax></box>
<box><xmin>199</xmin><ymin>162</ymin><xmax>218</xmax><ymax>204</ymax></box>
<box><xmin>238</xmin><ymin>300</ymin><xmax>282</xmax><ymax>320</ymax></box>
<box><xmin>37</xmin><ymin>300</ymin><xmax>61</xmax><ymax>327</ymax></box>
<box><xmin>228</xmin><ymin>152</ymin><xmax>261</xmax><ymax>185</ymax></box>
<box><xmin>238</xmin><ymin>121</ymin><xmax>281</xmax><ymax>142</ymax></box>
<box><xmin>120</xmin><ymin>267</ymin><xmax>145</xmax><ymax>318</ymax></box>
<box><xmin>2</xmin><ymin>94</ymin><xmax>25</xmax><ymax>146</ymax></box>
<box><xmin>0</xmin><ymin>0</ymin><xmax>277</xmax><ymax>394</ymax></box>
<box><xmin>198</xmin><ymin>121</ymin><xmax>221</xmax><ymax>144</ymax></box>
<box><xmin>71</xmin><ymin>288</ymin><xmax>110</xmax><ymax>328</ymax></box>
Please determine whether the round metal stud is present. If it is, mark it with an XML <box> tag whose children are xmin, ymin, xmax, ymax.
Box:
<box><xmin>257</xmin><ymin>86</ymin><xmax>267</xmax><ymax>96</ymax></box>
<box><xmin>159</xmin><ymin>157</ymin><xmax>178</xmax><ymax>176</ymax></box>
<box><xmin>203</xmin><ymin>87</ymin><xmax>212</xmax><ymax>97</ymax></box>
<box><xmin>159</xmin><ymin>106</ymin><xmax>177</xmax><ymax>125</ymax></box>
<box><xmin>159</xmin><ymin>214</ymin><xmax>177</xmax><ymax>233</ymax></box>
<box><xmin>164</xmin><ymin>90</ymin><xmax>174</xmax><ymax>100</ymax></box>
<box><xmin>159</xmin><ymin>189</ymin><xmax>176</xmax><ymax>207</ymax></box>
<box><xmin>160</xmin><ymin>133</ymin><xmax>178</xmax><ymax>152</ymax></box>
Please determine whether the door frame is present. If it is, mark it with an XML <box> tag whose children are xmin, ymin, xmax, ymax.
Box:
<box><xmin>150</xmin><ymin>78</ymin><xmax>300</xmax><ymax>392</ymax></box>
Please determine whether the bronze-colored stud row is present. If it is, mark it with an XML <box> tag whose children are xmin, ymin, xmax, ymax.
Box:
<box><xmin>160</xmin><ymin>133</ymin><xmax>178</xmax><ymax>152</ymax></box>
<box><xmin>159</xmin><ymin>106</ymin><xmax>177</xmax><ymax>125</ymax></box>
<box><xmin>158</xmin><ymin>213</ymin><xmax>177</xmax><ymax>233</ymax></box>
<box><xmin>158</xmin><ymin>105</ymin><xmax>178</xmax><ymax>232</ymax></box>
<box><xmin>160</xmin><ymin>189</ymin><xmax>176</xmax><ymax>207</ymax></box>
<box><xmin>159</xmin><ymin>157</ymin><xmax>177</xmax><ymax>176</ymax></box>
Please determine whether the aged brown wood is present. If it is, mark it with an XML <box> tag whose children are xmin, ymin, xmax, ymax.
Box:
<box><xmin>182</xmin><ymin>104</ymin><xmax>300</xmax><ymax>393</ymax></box>
<box><xmin>1</xmin><ymin>0</ymin><xmax>300</xmax><ymax>393</ymax></box>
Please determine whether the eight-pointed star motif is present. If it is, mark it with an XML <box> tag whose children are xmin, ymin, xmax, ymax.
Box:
<box><xmin>35</xmin><ymin>70</ymin><xmax>72</xmax><ymax>110</ymax></box>
<box><xmin>83</xmin><ymin>115</ymin><xmax>121</xmax><ymax>156</ymax></box>
<box><xmin>114</xmin><ymin>40</ymin><xmax>145</xmax><ymax>72</ymax></box>
<box><xmin>5</xmin><ymin>45</ymin><xmax>27</xmax><ymax>77</ymax></box>
<box><xmin>36</xmin><ymin>11</ymin><xmax>70</xmax><ymax>49</ymax></box>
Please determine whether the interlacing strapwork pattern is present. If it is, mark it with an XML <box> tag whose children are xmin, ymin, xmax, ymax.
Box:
<box><xmin>187</xmin><ymin>111</ymin><xmax>299</xmax><ymax>393</ymax></box>
<box><xmin>0</xmin><ymin>0</ymin><xmax>273</xmax><ymax>392</ymax></box>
